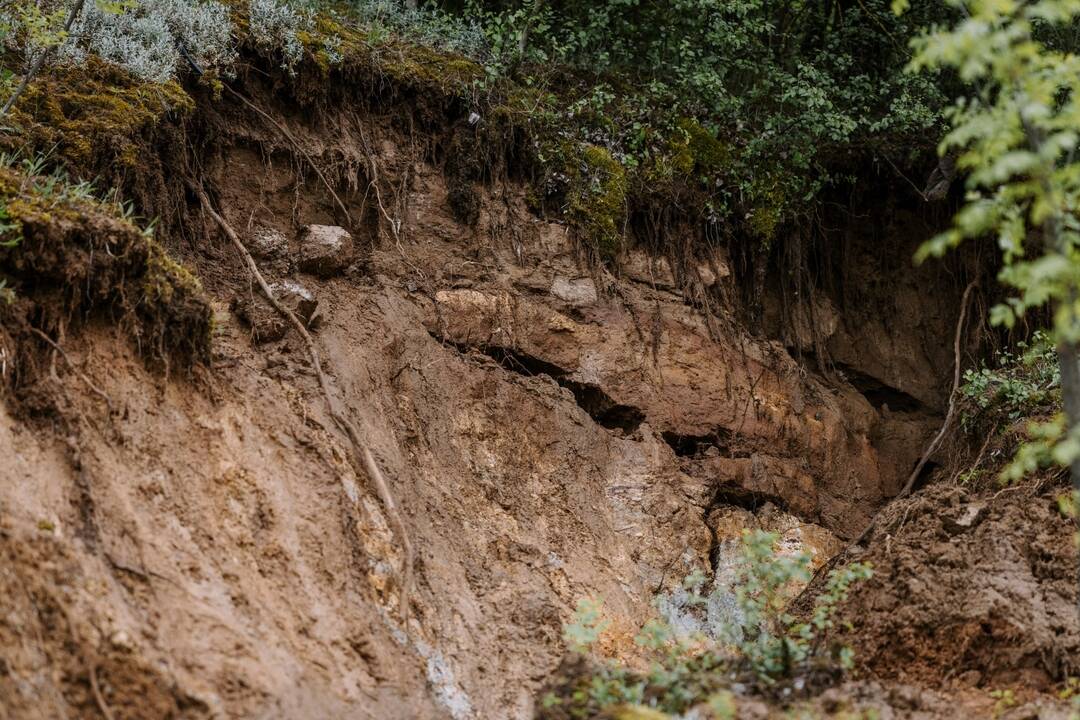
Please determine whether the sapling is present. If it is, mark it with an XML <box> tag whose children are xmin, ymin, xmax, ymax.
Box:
<box><xmin>900</xmin><ymin>0</ymin><xmax>1080</xmax><ymax>615</ymax></box>
<box><xmin>0</xmin><ymin>0</ymin><xmax>88</xmax><ymax>118</ymax></box>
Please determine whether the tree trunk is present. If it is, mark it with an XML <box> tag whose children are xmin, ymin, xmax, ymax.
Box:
<box><xmin>1025</xmin><ymin>110</ymin><xmax>1080</xmax><ymax>618</ymax></box>
<box><xmin>1057</xmin><ymin>340</ymin><xmax>1080</xmax><ymax>617</ymax></box>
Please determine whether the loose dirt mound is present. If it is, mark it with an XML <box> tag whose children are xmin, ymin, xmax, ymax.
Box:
<box><xmin>834</xmin><ymin>481</ymin><xmax>1079</xmax><ymax>689</ymax></box>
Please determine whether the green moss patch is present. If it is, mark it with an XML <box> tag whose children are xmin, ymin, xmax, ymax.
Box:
<box><xmin>565</xmin><ymin>145</ymin><xmax>628</xmax><ymax>259</ymax></box>
<box><xmin>0</xmin><ymin>167</ymin><xmax>211</xmax><ymax>368</ymax></box>
<box><xmin>290</xmin><ymin>15</ymin><xmax>483</xmax><ymax>99</ymax></box>
<box><xmin>4</xmin><ymin>58</ymin><xmax>194</xmax><ymax>178</ymax></box>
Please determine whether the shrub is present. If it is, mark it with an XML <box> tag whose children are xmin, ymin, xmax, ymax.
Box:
<box><xmin>550</xmin><ymin>530</ymin><xmax>872</xmax><ymax>716</ymax></box>
<box><xmin>346</xmin><ymin>0</ymin><xmax>487</xmax><ymax>58</ymax></box>
<box><xmin>248</xmin><ymin>0</ymin><xmax>311</xmax><ymax>71</ymax></box>
<box><xmin>718</xmin><ymin>530</ymin><xmax>871</xmax><ymax>679</ymax></box>
<box><xmin>955</xmin><ymin>331</ymin><xmax>1071</xmax><ymax>484</ymax></box>
<box><xmin>959</xmin><ymin>331</ymin><xmax>1060</xmax><ymax>432</ymax></box>
<box><xmin>60</xmin><ymin>0</ymin><xmax>235</xmax><ymax>82</ymax></box>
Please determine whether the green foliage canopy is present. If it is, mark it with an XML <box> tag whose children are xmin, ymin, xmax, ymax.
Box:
<box><xmin>909</xmin><ymin>0</ymin><xmax>1080</xmax><ymax>485</ymax></box>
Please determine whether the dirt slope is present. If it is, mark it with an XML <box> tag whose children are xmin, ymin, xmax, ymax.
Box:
<box><xmin>0</xmin><ymin>90</ymin><xmax>1031</xmax><ymax>719</ymax></box>
<box><xmin>834</xmin><ymin>482</ymin><xmax>1079</xmax><ymax>689</ymax></box>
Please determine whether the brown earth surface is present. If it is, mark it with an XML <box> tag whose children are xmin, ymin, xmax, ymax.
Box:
<box><xmin>831</xmin><ymin>481</ymin><xmax>1079</xmax><ymax>690</ymax></box>
<box><xmin>0</xmin><ymin>89</ymin><xmax>1076</xmax><ymax>720</ymax></box>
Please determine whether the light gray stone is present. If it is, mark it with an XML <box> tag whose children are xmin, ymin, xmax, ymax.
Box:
<box><xmin>550</xmin><ymin>276</ymin><xmax>597</xmax><ymax>306</ymax></box>
<box><xmin>297</xmin><ymin>224</ymin><xmax>353</xmax><ymax>277</ymax></box>
<box><xmin>233</xmin><ymin>279</ymin><xmax>319</xmax><ymax>344</ymax></box>
<box><xmin>248</xmin><ymin>227</ymin><xmax>289</xmax><ymax>260</ymax></box>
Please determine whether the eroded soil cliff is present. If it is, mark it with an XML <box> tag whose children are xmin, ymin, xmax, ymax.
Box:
<box><xmin>0</xmin><ymin>73</ymin><xmax>1075</xmax><ymax>720</ymax></box>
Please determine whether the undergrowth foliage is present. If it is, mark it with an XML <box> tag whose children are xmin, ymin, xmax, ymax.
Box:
<box><xmin>904</xmin><ymin>8</ymin><xmax>1080</xmax><ymax>608</ymax></box>
<box><xmin>956</xmin><ymin>332</ymin><xmax>1074</xmax><ymax>488</ymax></box>
<box><xmin>960</xmin><ymin>331</ymin><xmax>1060</xmax><ymax>436</ymax></box>
<box><xmin>549</xmin><ymin>531</ymin><xmax>872</xmax><ymax>716</ymax></box>
<box><xmin>0</xmin><ymin>0</ymin><xmax>957</xmax><ymax>261</ymax></box>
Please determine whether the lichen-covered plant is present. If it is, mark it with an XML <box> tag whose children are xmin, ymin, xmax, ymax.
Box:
<box><xmin>247</xmin><ymin>0</ymin><xmax>310</xmax><ymax>72</ymax></box>
<box><xmin>349</xmin><ymin>0</ymin><xmax>487</xmax><ymax>58</ymax></box>
<box><xmin>60</xmin><ymin>0</ymin><xmax>235</xmax><ymax>82</ymax></box>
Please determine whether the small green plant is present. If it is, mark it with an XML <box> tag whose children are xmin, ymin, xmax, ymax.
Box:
<box><xmin>0</xmin><ymin>201</ymin><xmax>20</xmax><ymax>247</ymax></box>
<box><xmin>347</xmin><ymin>0</ymin><xmax>488</xmax><ymax>58</ymax></box>
<box><xmin>563</xmin><ymin>597</ymin><xmax>610</xmax><ymax>653</ymax></box>
<box><xmin>248</xmin><ymin>0</ymin><xmax>311</xmax><ymax>72</ymax></box>
<box><xmin>554</xmin><ymin>531</ymin><xmax>873</xmax><ymax>716</ymax></box>
<box><xmin>732</xmin><ymin>530</ymin><xmax>872</xmax><ymax>680</ymax></box>
<box><xmin>990</xmin><ymin>688</ymin><xmax>1018</xmax><ymax>718</ymax></box>
<box><xmin>959</xmin><ymin>331</ymin><xmax>1060</xmax><ymax>431</ymax></box>
<box><xmin>707</xmin><ymin>690</ymin><xmax>738</xmax><ymax>720</ymax></box>
<box><xmin>955</xmin><ymin>331</ymin><xmax>1073</xmax><ymax>484</ymax></box>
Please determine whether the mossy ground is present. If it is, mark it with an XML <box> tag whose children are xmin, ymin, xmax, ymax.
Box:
<box><xmin>0</xmin><ymin>3</ymin><xmax>792</xmax><ymax>285</ymax></box>
<box><xmin>2</xmin><ymin>58</ymin><xmax>194</xmax><ymax>179</ymax></box>
<box><xmin>291</xmin><ymin>14</ymin><xmax>483</xmax><ymax>101</ymax></box>
<box><xmin>0</xmin><ymin>165</ymin><xmax>211</xmax><ymax>373</ymax></box>
<box><xmin>564</xmin><ymin>145</ymin><xmax>628</xmax><ymax>259</ymax></box>
<box><xmin>278</xmin><ymin>13</ymin><xmax>794</xmax><ymax>260</ymax></box>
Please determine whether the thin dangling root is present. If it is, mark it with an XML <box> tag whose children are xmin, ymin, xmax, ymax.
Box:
<box><xmin>188</xmin><ymin>179</ymin><xmax>414</xmax><ymax>625</ymax></box>
<box><xmin>816</xmin><ymin>280</ymin><xmax>977</xmax><ymax>576</ymax></box>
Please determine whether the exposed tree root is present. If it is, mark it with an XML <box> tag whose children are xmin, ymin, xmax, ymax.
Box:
<box><xmin>188</xmin><ymin>180</ymin><xmax>414</xmax><ymax>626</ymax></box>
<box><xmin>89</xmin><ymin>664</ymin><xmax>116</xmax><ymax>720</ymax></box>
<box><xmin>898</xmin><ymin>279</ymin><xmax>977</xmax><ymax>498</ymax></box>
<box><xmin>825</xmin><ymin>281</ymin><xmax>976</xmax><ymax>563</ymax></box>
<box><xmin>222</xmin><ymin>84</ymin><xmax>353</xmax><ymax>228</ymax></box>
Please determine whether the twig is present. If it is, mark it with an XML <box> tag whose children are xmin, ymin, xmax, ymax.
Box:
<box><xmin>29</xmin><ymin>584</ymin><xmax>109</xmax><ymax>720</ymax></box>
<box><xmin>361</xmin><ymin>446</ymin><xmax>413</xmax><ymax>624</ymax></box>
<box><xmin>357</xmin><ymin>125</ymin><xmax>403</xmax><ymax>243</ymax></box>
<box><xmin>188</xmin><ymin>180</ymin><xmax>414</xmax><ymax>625</ymax></box>
<box><xmin>882</xmin><ymin>153</ymin><xmax>929</xmax><ymax>202</ymax></box>
<box><xmin>88</xmin><ymin>665</ymin><xmax>116</xmax><ymax>720</ymax></box>
<box><xmin>898</xmin><ymin>280</ymin><xmax>977</xmax><ymax>498</ymax></box>
<box><xmin>30</xmin><ymin>328</ymin><xmax>113</xmax><ymax>412</ymax></box>
<box><xmin>222</xmin><ymin>85</ymin><xmax>352</xmax><ymax>228</ymax></box>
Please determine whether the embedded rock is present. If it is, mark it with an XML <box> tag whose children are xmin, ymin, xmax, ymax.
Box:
<box><xmin>248</xmin><ymin>227</ymin><xmax>290</xmax><ymax>262</ymax></box>
<box><xmin>550</xmin><ymin>276</ymin><xmax>597</xmax><ymax>306</ymax></box>
<box><xmin>232</xmin><ymin>280</ymin><xmax>318</xmax><ymax>343</ymax></box>
<box><xmin>621</xmin><ymin>249</ymin><xmax>677</xmax><ymax>290</ymax></box>
<box><xmin>298</xmin><ymin>224</ymin><xmax>353</xmax><ymax>277</ymax></box>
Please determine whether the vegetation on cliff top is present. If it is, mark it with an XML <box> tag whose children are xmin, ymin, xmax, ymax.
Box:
<box><xmin>0</xmin><ymin>153</ymin><xmax>211</xmax><ymax>367</ymax></box>
<box><xmin>0</xmin><ymin>0</ymin><xmax>1078</xmax><ymax>717</ymax></box>
<box><xmin>0</xmin><ymin>0</ymin><xmax>956</xmax><ymax>257</ymax></box>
